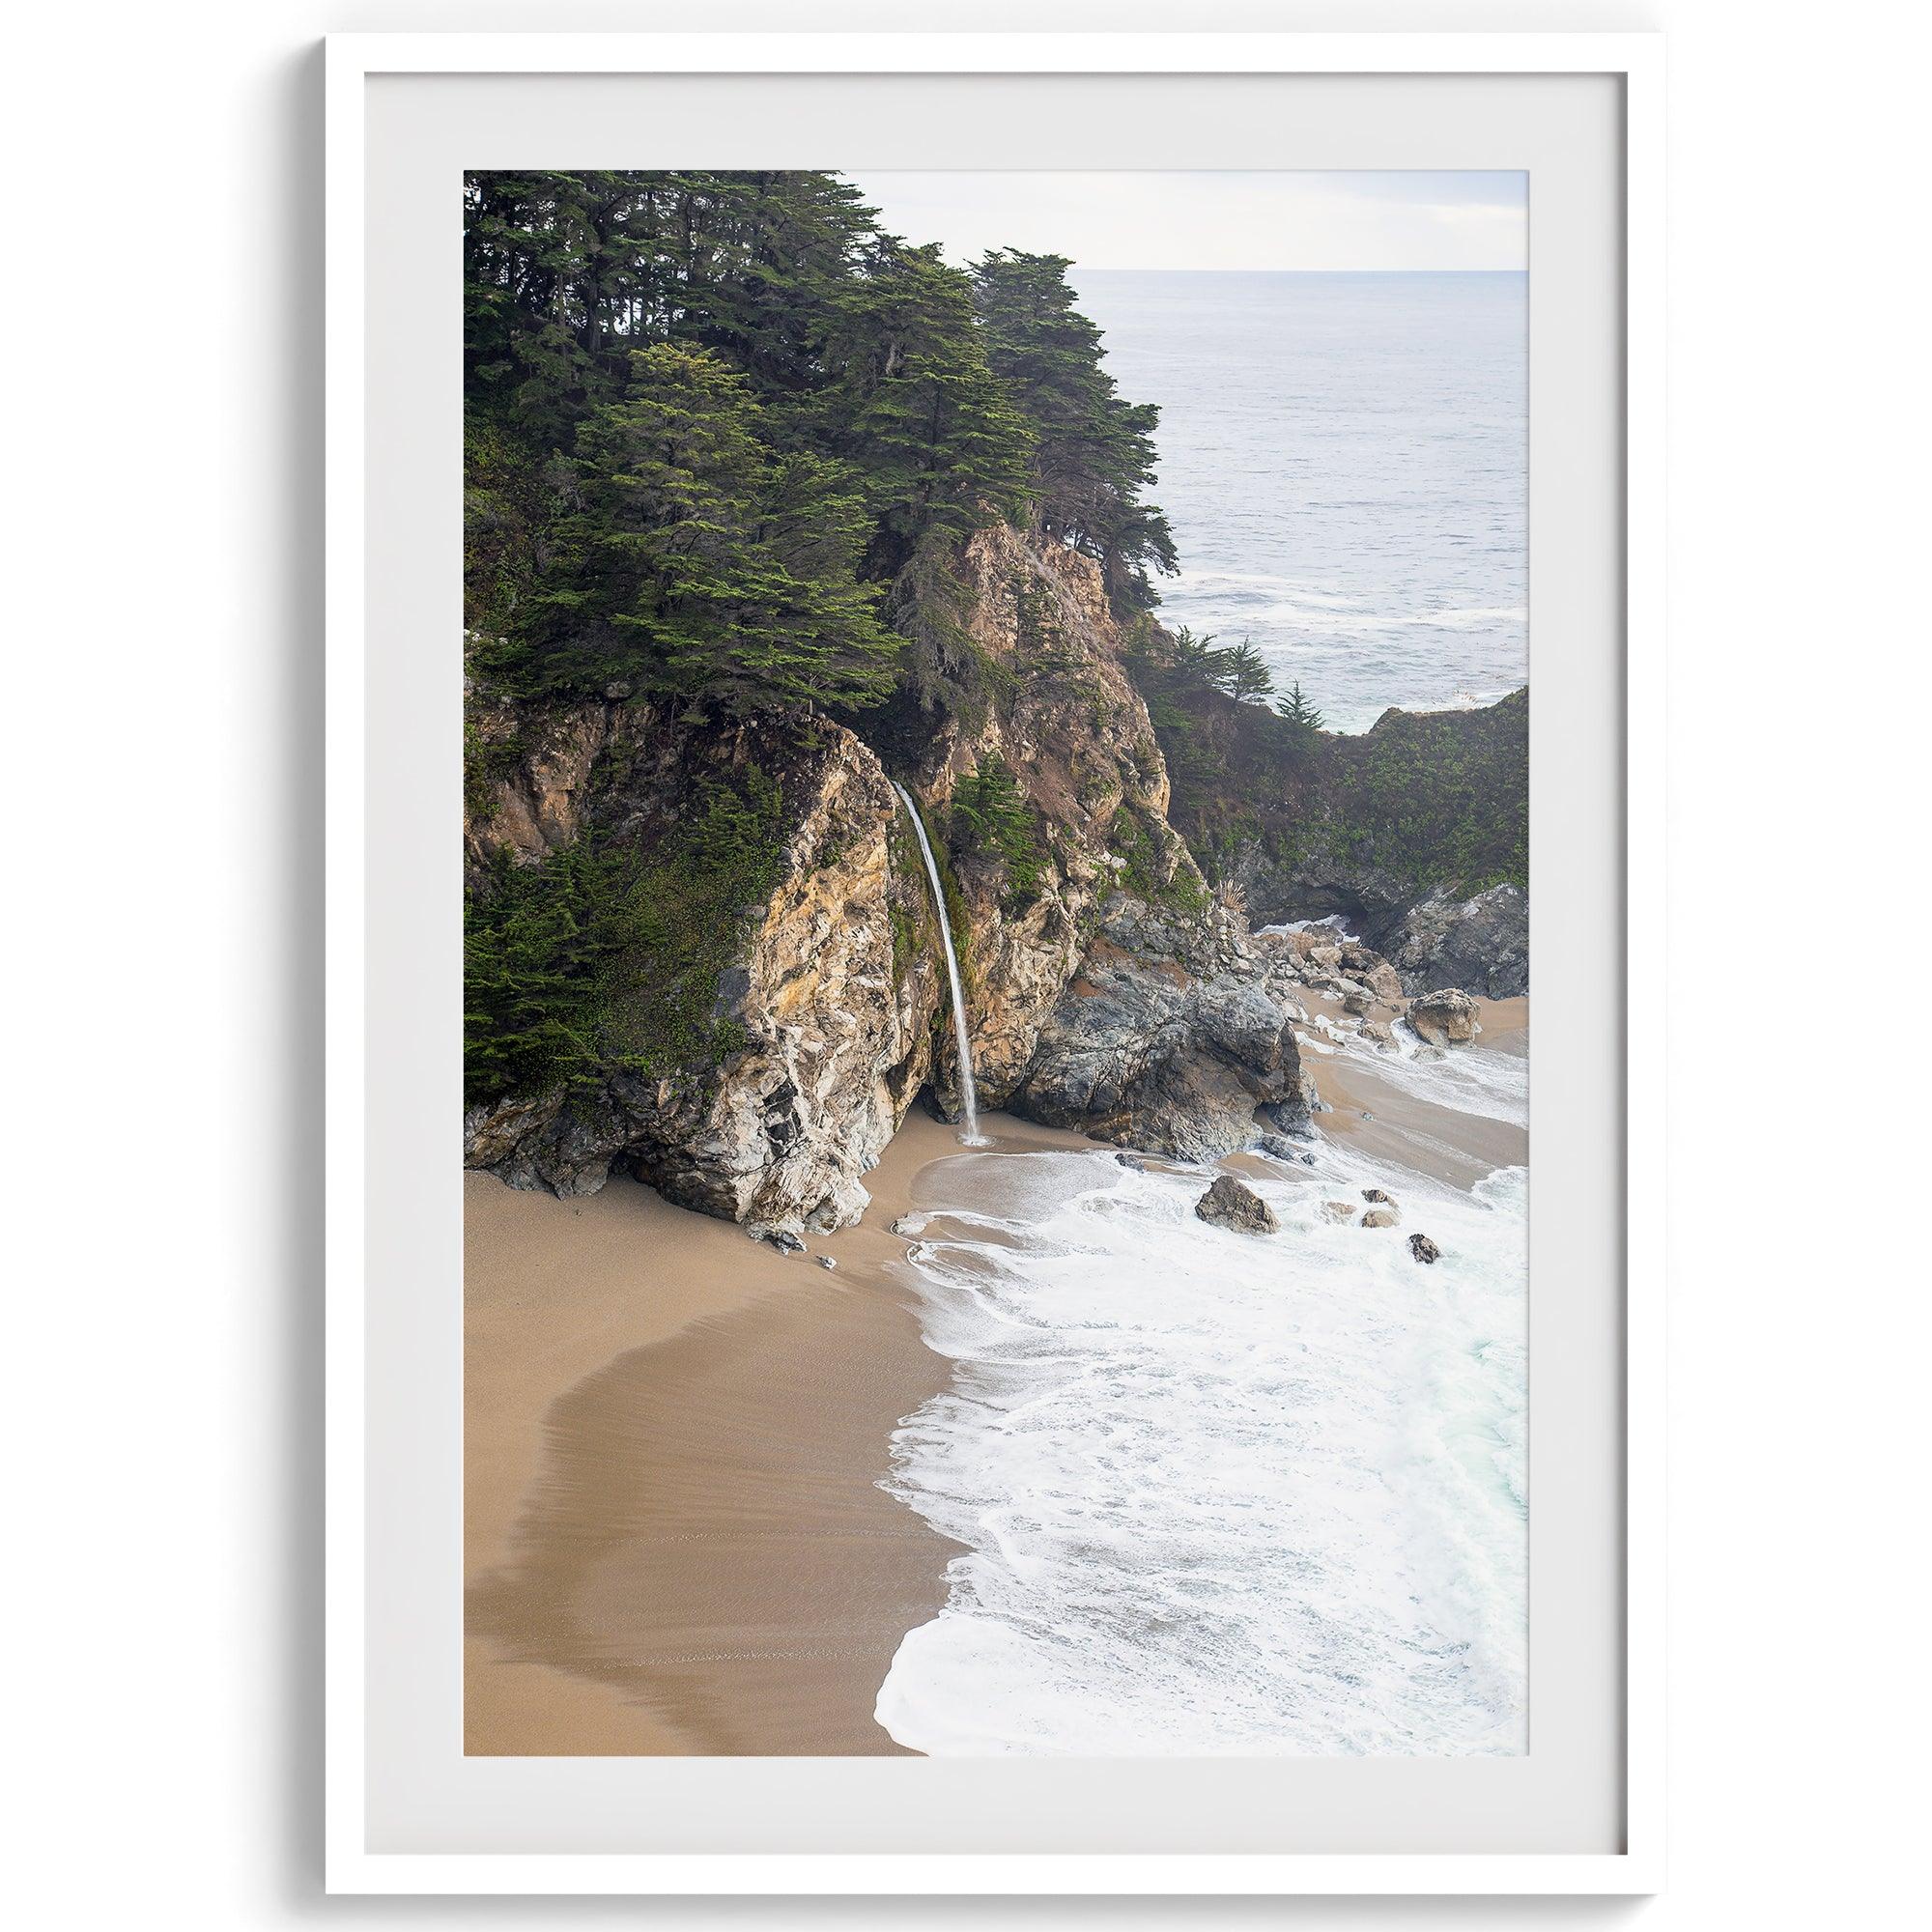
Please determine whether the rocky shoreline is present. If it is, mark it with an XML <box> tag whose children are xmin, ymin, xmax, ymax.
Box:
<box><xmin>464</xmin><ymin>526</ymin><xmax>1526</xmax><ymax>1236</ymax></box>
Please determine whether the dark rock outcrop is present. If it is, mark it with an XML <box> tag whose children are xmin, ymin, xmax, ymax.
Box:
<box><xmin>1384</xmin><ymin>884</ymin><xmax>1527</xmax><ymax>999</ymax></box>
<box><xmin>1408</xmin><ymin>1234</ymin><xmax>1442</xmax><ymax>1264</ymax></box>
<box><xmin>1009</xmin><ymin>903</ymin><xmax>1316</xmax><ymax>1162</ymax></box>
<box><xmin>1194</xmin><ymin>1174</ymin><xmax>1279</xmax><ymax>1236</ymax></box>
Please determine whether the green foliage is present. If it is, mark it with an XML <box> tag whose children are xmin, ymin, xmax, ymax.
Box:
<box><xmin>463</xmin><ymin>718</ymin><xmax>522</xmax><ymax>822</ymax></box>
<box><xmin>972</xmin><ymin>250</ymin><xmax>1178</xmax><ymax>611</ymax></box>
<box><xmin>465</xmin><ymin>173</ymin><xmax>1174</xmax><ymax>723</ymax></box>
<box><xmin>817</xmin><ymin>240</ymin><xmax>1035</xmax><ymax>571</ymax></box>
<box><xmin>951</xmin><ymin>755</ymin><xmax>1045</xmax><ymax>908</ymax></box>
<box><xmin>504</xmin><ymin>344</ymin><xmax>901</xmax><ymax>711</ymax></box>
<box><xmin>463</xmin><ymin>764</ymin><xmax>786</xmax><ymax>1105</ymax></box>
<box><xmin>1122</xmin><ymin>639</ymin><xmax>1528</xmax><ymax>900</ymax></box>
<box><xmin>1215</xmin><ymin>640</ymin><xmax>1275</xmax><ymax>704</ymax></box>
<box><xmin>1275</xmin><ymin>680</ymin><xmax>1324</xmax><ymax>731</ymax></box>
<box><xmin>886</xmin><ymin>527</ymin><xmax>1003</xmax><ymax>724</ymax></box>
<box><xmin>1320</xmin><ymin>698</ymin><xmax>1528</xmax><ymax>890</ymax></box>
<box><xmin>889</xmin><ymin>902</ymin><xmax>920</xmax><ymax>991</ymax></box>
<box><xmin>1108</xmin><ymin>806</ymin><xmax>1207</xmax><ymax>916</ymax></box>
<box><xmin>465</xmin><ymin>170</ymin><xmax>878</xmax><ymax>440</ymax></box>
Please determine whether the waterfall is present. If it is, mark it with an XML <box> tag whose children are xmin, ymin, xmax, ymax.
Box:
<box><xmin>891</xmin><ymin>781</ymin><xmax>985</xmax><ymax>1146</ymax></box>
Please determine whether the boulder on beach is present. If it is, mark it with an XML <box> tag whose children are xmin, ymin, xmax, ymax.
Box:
<box><xmin>1361</xmin><ymin>1205</ymin><xmax>1401</xmax><ymax>1229</ymax></box>
<box><xmin>1354</xmin><ymin>954</ymin><xmax>1406</xmax><ymax>1005</ymax></box>
<box><xmin>1194</xmin><ymin>1173</ymin><xmax>1279</xmax><ymax>1236</ymax></box>
<box><xmin>1408</xmin><ymin>1234</ymin><xmax>1441</xmax><ymax>1264</ymax></box>
<box><xmin>1406</xmin><ymin>987</ymin><xmax>1480</xmax><ymax>1046</ymax></box>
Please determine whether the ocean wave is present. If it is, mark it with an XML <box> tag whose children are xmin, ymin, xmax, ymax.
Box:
<box><xmin>876</xmin><ymin>1123</ymin><xmax>1529</xmax><ymax>1756</ymax></box>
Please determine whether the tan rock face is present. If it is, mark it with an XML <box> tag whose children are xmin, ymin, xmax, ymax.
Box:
<box><xmin>1406</xmin><ymin>987</ymin><xmax>1481</xmax><ymax>1046</ymax></box>
<box><xmin>463</xmin><ymin>527</ymin><xmax>1305</xmax><ymax>1230</ymax></box>
<box><xmin>465</xmin><ymin>699</ymin><xmax>612</xmax><ymax>879</ymax></box>
<box><xmin>897</xmin><ymin>522</ymin><xmax>1202</xmax><ymax>1116</ymax></box>
<box><xmin>464</xmin><ymin>704</ymin><xmax>943</xmax><ymax>1231</ymax></box>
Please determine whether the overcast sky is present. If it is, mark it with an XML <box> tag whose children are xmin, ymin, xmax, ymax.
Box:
<box><xmin>847</xmin><ymin>171</ymin><xmax>1526</xmax><ymax>272</ymax></box>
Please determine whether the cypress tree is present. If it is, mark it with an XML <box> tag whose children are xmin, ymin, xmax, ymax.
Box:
<box><xmin>972</xmin><ymin>249</ymin><xmax>1178</xmax><ymax>610</ymax></box>
<box><xmin>817</xmin><ymin>239</ymin><xmax>1035</xmax><ymax>573</ymax></box>
<box><xmin>528</xmin><ymin>343</ymin><xmax>899</xmax><ymax>712</ymax></box>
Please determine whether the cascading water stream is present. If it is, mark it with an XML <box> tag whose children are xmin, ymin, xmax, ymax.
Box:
<box><xmin>891</xmin><ymin>781</ymin><xmax>986</xmax><ymax>1146</ymax></box>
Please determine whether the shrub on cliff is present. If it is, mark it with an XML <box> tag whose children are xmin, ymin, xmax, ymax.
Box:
<box><xmin>951</xmin><ymin>754</ymin><xmax>1045</xmax><ymax>909</ymax></box>
<box><xmin>1122</xmin><ymin>631</ymin><xmax>1528</xmax><ymax>897</ymax></box>
<box><xmin>464</xmin><ymin>764</ymin><xmax>786</xmax><ymax>1106</ymax></box>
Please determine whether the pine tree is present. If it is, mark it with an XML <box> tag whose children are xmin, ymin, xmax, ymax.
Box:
<box><xmin>1276</xmin><ymin>681</ymin><xmax>1326</xmax><ymax>734</ymax></box>
<box><xmin>1214</xmin><ymin>639</ymin><xmax>1276</xmax><ymax>704</ymax></box>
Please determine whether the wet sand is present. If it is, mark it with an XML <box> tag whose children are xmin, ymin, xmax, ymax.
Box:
<box><xmin>1296</xmin><ymin>993</ymin><xmax>1528</xmax><ymax>1188</ymax></box>
<box><xmin>464</xmin><ymin>1109</ymin><xmax>1082</xmax><ymax>1756</ymax></box>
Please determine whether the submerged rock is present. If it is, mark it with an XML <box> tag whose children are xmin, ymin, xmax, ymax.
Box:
<box><xmin>1406</xmin><ymin>987</ymin><xmax>1480</xmax><ymax>1046</ymax></box>
<box><xmin>1408</xmin><ymin>1233</ymin><xmax>1442</xmax><ymax>1264</ymax></box>
<box><xmin>1193</xmin><ymin>1173</ymin><xmax>1279</xmax><ymax>1236</ymax></box>
<box><xmin>1257</xmin><ymin>1134</ymin><xmax>1314</xmax><ymax>1164</ymax></box>
<box><xmin>1319</xmin><ymin>1199</ymin><xmax>1355</xmax><ymax>1224</ymax></box>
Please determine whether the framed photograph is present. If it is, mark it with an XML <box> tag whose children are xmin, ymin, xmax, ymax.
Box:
<box><xmin>326</xmin><ymin>30</ymin><xmax>1663</xmax><ymax>1894</ymax></box>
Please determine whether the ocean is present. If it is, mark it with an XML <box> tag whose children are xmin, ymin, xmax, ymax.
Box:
<box><xmin>872</xmin><ymin>272</ymin><xmax>1531</xmax><ymax>1755</ymax></box>
<box><xmin>874</xmin><ymin>1061</ymin><xmax>1529</xmax><ymax>1757</ymax></box>
<box><xmin>1070</xmin><ymin>270</ymin><xmax>1528</xmax><ymax>734</ymax></box>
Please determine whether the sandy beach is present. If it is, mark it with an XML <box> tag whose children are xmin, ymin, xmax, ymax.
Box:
<box><xmin>465</xmin><ymin>1108</ymin><xmax>1085</xmax><ymax>1755</ymax></box>
<box><xmin>466</xmin><ymin>1004</ymin><xmax>1523</xmax><ymax>1756</ymax></box>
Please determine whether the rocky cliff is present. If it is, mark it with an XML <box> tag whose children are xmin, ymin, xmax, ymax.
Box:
<box><xmin>463</xmin><ymin>526</ymin><xmax>1319</xmax><ymax>1234</ymax></box>
<box><xmin>1146</xmin><ymin>678</ymin><xmax>1531</xmax><ymax>998</ymax></box>
<box><xmin>464</xmin><ymin>702</ymin><xmax>940</xmax><ymax>1235</ymax></box>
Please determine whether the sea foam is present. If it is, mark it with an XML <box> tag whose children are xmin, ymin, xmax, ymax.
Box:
<box><xmin>875</xmin><ymin>1123</ymin><xmax>1528</xmax><ymax>1756</ymax></box>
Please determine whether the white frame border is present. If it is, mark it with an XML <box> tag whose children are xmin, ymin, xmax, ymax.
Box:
<box><xmin>325</xmin><ymin>29</ymin><xmax>1664</xmax><ymax>1897</ymax></box>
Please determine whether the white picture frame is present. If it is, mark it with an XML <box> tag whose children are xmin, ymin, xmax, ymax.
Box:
<box><xmin>327</xmin><ymin>29</ymin><xmax>1664</xmax><ymax>1896</ymax></box>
